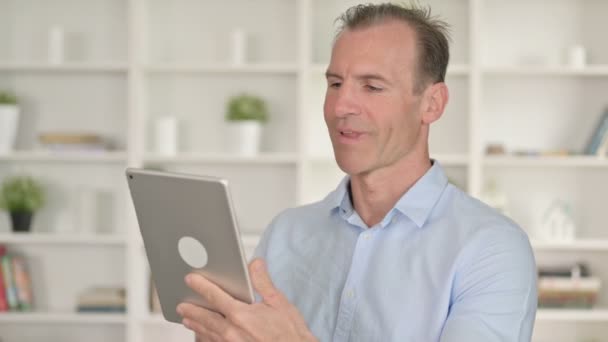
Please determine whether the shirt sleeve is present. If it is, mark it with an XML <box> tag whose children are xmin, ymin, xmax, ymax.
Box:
<box><xmin>440</xmin><ymin>227</ymin><xmax>538</xmax><ymax>342</ymax></box>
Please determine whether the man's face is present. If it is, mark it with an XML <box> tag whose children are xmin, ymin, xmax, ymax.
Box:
<box><xmin>324</xmin><ymin>20</ymin><xmax>425</xmax><ymax>176</ymax></box>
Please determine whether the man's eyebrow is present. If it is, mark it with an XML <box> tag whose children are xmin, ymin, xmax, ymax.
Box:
<box><xmin>325</xmin><ymin>71</ymin><xmax>392</xmax><ymax>85</ymax></box>
<box><xmin>325</xmin><ymin>71</ymin><xmax>341</xmax><ymax>79</ymax></box>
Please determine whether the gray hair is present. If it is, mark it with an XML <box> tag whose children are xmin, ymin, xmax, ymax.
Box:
<box><xmin>335</xmin><ymin>2</ymin><xmax>451</xmax><ymax>93</ymax></box>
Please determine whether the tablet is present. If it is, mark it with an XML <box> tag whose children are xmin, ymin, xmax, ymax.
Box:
<box><xmin>125</xmin><ymin>168</ymin><xmax>254</xmax><ymax>323</ymax></box>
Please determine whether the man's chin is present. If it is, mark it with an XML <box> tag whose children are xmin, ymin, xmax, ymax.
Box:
<box><xmin>334</xmin><ymin>155</ymin><xmax>370</xmax><ymax>176</ymax></box>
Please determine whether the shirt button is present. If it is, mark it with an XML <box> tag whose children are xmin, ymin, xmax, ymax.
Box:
<box><xmin>363</xmin><ymin>233</ymin><xmax>371</xmax><ymax>240</ymax></box>
<box><xmin>346</xmin><ymin>290</ymin><xmax>355</xmax><ymax>299</ymax></box>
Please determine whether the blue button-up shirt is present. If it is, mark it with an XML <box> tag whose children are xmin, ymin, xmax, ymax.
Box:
<box><xmin>254</xmin><ymin>161</ymin><xmax>537</xmax><ymax>341</ymax></box>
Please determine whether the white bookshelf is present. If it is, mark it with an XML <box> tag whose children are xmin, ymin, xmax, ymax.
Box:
<box><xmin>483</xmin><ymin>65</ymin><xmax>608</xmax><ymax>77</ymax></box>
<box><xmin>1</xmin><ymin>0</ymin><xmax>607</xmax><ymax>341</ymax></box>
<box><xmin>0</xmin><ymin>233</ymin><xmax>126</xmax><ymax>246</ymax></box>
<box><xmin>143</xmin><ymin>152</ymin><xmax>298</xmax><ymax>165</ymax></box>
<box><xmin>0</xmin><ymin>63</ymin><xmax>128</xmax><ymax>73</ymax></box>
<box><xmin>531</xmin><ymin>239</ymin><xmax>608</xmax><ymax>252</ymax></box>
<box><xmin>0</xmin><ymin>151</ymin><xmax>127</xmax><ymax>163</ymax></box>
<box><xmin>145</xmin><ymin>63</ymin><xmax>299</xmax><ymax>74</ymax></box>
<box><xmin>484</xmin><ymin>155</ymin><xmax>608</xmax><ymax>168</ymax></box>
<box><xmin>0</xmin><ymin>312</ymin><xmax>127</xmax><ymax>324</ymax></box>
<box><xmin>536</xmin><ymin>309</ymin><xmax>608</xmax><ymax>322</ymax></box>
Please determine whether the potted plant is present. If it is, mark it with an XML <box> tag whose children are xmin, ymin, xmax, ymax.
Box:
<box><xmin>0</xmin><ymin>91</ymin><xmax>20</xmax><ymax>154</ymax></box>
<box><xmin>0</xmin><ymin>175</ymin><xmax>45</xmax><ymax>233</ymax></box>
<box><xmin>224</xmin><ymin>94</ymin><xmax>269</xmax><ymax>156</ymax></box>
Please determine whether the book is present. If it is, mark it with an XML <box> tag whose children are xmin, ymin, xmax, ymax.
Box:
<box><xmin>584</xmin><ymin>108</ymin><xmax>608</xmax><ymax>155</ymax></box>
<box><xmin>538</xmin><ymin>276</ymin><xmax>601</xmax><ymax>309</ymax></box>
<box><xmin>0</xmin><ymin>246</ymin><xmax>8</xmax><ymax>311</ymax></box>
<box><xmin>11</xmin><ymin>255</ymin><xmax>33</xmax><ymax>311</ymax></box>
<box><xmin>76</xmin><ymin>286</ymin><xmax>126</xmax><ymax>312</ymax></box>
<box><xmin>1</xmin><ymin>255</ymin><xmax>18</xmax><ymax>311</ymax></box>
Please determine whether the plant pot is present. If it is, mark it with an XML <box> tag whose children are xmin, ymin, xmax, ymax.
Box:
<box><xmin>225</xmin><ymin>121</ymin><xmax>262</xmax><ymax>156</ymax></box>
<box><xmin>0</xmin><ymin>104</ymin><xmax>20</xmax><ymax>154</ymax></box>
<box><xmin>10</xmin><ymin>211</ymin><xmax>33</xmax><ymax>233</ymax></box>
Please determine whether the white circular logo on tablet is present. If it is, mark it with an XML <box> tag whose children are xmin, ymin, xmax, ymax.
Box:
<box><xmin>178</xmin><ymin>236</ymin><xmax>208</xmax><ymax>269</ymax></box>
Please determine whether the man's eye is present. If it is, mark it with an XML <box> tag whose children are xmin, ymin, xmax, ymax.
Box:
<box><xmin>366</xmin><ymin>85</ymin><xmax>382</xmax><ymax>92</ymax></box>
<box><xmin>329</xmin><ymin>82</ymin><xmax>342</xmax><ymax>88</ymax></box>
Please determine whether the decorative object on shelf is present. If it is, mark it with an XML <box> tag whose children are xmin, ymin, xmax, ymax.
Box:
<box><xmin>0</xmin><ymin>91</ymin><xmax>20</xmax><ymax>155</ymax></box>
<box><xmin>153</xmin><ymin>116</ymin><xmax>178</xmax><ymax>156</ymax></box>
<box><xmin>48</xmin><ymin>25</ymin><xmax>65</xmax><ymax>65</ymax></box>
<box><xmin>566</xmin><ymin>45</ymin><xmax>587</xmax><ymax>68</ymax></box>
<box><xmin>0</xmin><ymin>246</ymin><xmax>34</xmax><ymax>312</ymax></box>
<box><xmin>537</xmin><ymin>199</ymin><xmax>577</xmax><ymax>242</ymax></box>
<box><xmin>37</xmin><ymin>132</ymin><xmax>110</xmax><ymax>152</ymax></box>
<box><xmin>538</xmin><ymin>262</ymin><xmax>601</xmax><ymax>309</ymax></box>
<box><xmin>480</xmin><ymin>179</ymin><xmax>509</xmax><ymax>215</ymax></box>
<box><xmin>71</xmin><ymin>186</ymin><xmax>99</xmax><ymax>234</ymax></box>
<box><xmin>539</xmin><ymin>149</ymin><xmax>573</xmax><ymax>156</ymax></box>
<box><xmin>230</xmin><ymin>28</ymin><xmax>247</xmax><ymax>65</ymax></box>
<box><xmin>224</xmin><ymin>93</ymin><xmax>269</xmax><ymax>156</ymax></box>
<box><xmin>0</xmin><ymin>175</ymin><xmax>45</xmax><ymax>233</ymax></box>
<box><xmin>76</xmin><ymin>286</ymin><xmax>126</xmax><ymax>312</ymax></box>
<box><xmin>583</xmin><ymin>108</ymin><xmax>608</xmax><ymax>157</ymax></box>
<box><xmin>512</xmin><ymin>149</ymin><xmax>541</xmax><ymax>156</ymax></box>
<box><xmin>485</xmin><ymin>143</ymin><xmax>506</xmax><ymax>155</ymax></box>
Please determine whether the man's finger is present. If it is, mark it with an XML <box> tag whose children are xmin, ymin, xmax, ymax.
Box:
<box><xmin>185</xmin><ymin>272</ymin><xmax>243</xmax><ymax>315</ymax></box>
<box><xmin>249</xmin><ymin>259</ymin><xmax>287</xmax><ymax>306</ymax></box>
<box><xmin>177</xmin><ymin>302</ymin><xmax>227</xmax><ymax>339</ymax></box>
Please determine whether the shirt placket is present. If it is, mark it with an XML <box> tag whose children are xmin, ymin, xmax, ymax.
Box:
<box><xmin>332</xmin><ymin>225</ymin><xmax>378</xmax><ymax>342</ymax></box>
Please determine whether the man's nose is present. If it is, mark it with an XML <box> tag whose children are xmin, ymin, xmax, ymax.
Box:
<box><xmin>333</xmin><ymin>84</ymin><xmax>360</xmax><ymax>118</ymax></box>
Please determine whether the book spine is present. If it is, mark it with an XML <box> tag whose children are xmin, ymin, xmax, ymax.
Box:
<box><xmin>12</xmin><ymin>255</ymin><xmax>33</xmax><ymax>311</ymax></box>
<box><xmin>585</xmin><ymin>111</ymin><xmax>608</xmax><ymax>154</ymax></box>
<box><xmin>1</xmin><ymin>255</ymin><xmax>19</xmax><ymax>310</ymax></box>
<box><xmin>0</xmin><ymin>259</ymin><xmax>8</xmax><ymax>311</ymax></box>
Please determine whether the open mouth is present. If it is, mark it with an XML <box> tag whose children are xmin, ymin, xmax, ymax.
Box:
<box><xmin>339</xmin><ymin>130</ymin><xmax>364</xmax><ymax>140</ymax></box>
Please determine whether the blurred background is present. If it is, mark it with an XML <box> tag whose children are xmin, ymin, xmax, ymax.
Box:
<box><xmin>0</xmin><ymin>0</ymin><xmax>607</xmax><ymax>341</ymax></box>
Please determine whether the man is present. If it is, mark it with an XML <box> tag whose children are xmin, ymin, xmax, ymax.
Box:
<box><xmin>177</xmin><ymin>3</ymin><xmax>537</xmax><ymax>341</ymax></box>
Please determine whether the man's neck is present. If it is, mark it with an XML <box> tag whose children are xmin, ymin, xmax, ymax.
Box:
<box><xmin>349</xmin><ymin>154</ymin><xmax>432</xmax><ymax>228</ymax></box>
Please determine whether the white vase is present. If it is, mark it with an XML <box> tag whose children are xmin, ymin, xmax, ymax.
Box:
<box><xmin>230</xmin><ymin>28</ymin><xmax>247</xmax><ymax>65</ymax></box>
<box><xmin>225</xmin><ymin>121</ymin><xmax>262</xmax><ymax>156</ymax></box>
<box><xmin>154</xmin><ymin>116</ymin><xmax>178</xmax><ymax>156</ymax></box>
<box><xmin>0</xmin><ymin>105</ymin><xmax>20</xmax><ymax>154</ymax></box>
<box><xmin>72</xmin><ymin>187</ymin><xmax>99</xmax><ymax>235</ymax></box>
<box><xmin>48</xmin><ymin>26</ymin><xmax>65</xmax><ymax>65</ymax></box>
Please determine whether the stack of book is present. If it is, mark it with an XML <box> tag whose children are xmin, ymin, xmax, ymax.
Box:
<box><xmin>584</xmin><ymin>108</ymin><xmax>608</xmax><ymax>156</ymax></box>
<box><xmin>37</xmin><ymin>132</ymin><xmax>110</xmax><ymax>152</ymax></box>
<box><xmin>76</xmin><ymin>287</ymin><xmax>126</xmax><ymax>313</ymax></box>
<box><xmin>0</xmin><ymin>245</ymin><xmax>34</xmax><ymax>312</ymax></box>
<box><xmin>538</xmin><ymin>263</ymin><xmax>601</xmax><ymax>309</ymax></box>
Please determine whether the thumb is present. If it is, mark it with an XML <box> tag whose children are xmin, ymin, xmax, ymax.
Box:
<box><xmin>249</xmin><ymin>258</ymin><xmax>286</xmax><ymax>306</ymax></box>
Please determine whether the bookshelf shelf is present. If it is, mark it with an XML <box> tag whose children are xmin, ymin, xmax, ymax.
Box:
<box><xmin>141</xmin><ymin>314</ymin><xmax>171</xmax><ymax>325</ymax></box>
<box><xmin>483</xmin><ymin>155</ymin><xmax>608</xmax><ymax>168</ymax></box>
<box><xmin>305</xmin><ymin>153</ymin><xmax>469</xmax><ymax>167</ymax></box>
<box><xmin>536</xmin><ymin>309</ymin><xmax>608</xmax><ymax>322</ymax></box>
<box><xmin>0</xmin><ymin>151</ymin><xmax>127</xmax><ymax>163</ymax></box>
<box><xmin>531</xmin><ymin>239</ymin><xmax>608</xmax><ymax>252</ymax></box>
<box><xmin>483</xmin><ymin>65</ymin><xmax>608</xmax><ymax>77</ymax></box>
<box><xmin>145</xmin><ymin>64</ymin><xmax>298</xmax><ymax>74</ymax></box>
<box><xmin>0</xmin><ymin>63</ymin><xmax>128</xmax><ymax>73</ymax></box>
<box><xmin>0</xmin><ymin>233</ymin><xmax>127</xmax><ymax>246</ymax></box>
<box><xmin>308</xmin><ymin>63</ymin><xmax>470</xmax><ymax>76</ymax></box>
<box><xmin>0</xmin><ymin>312</ymin><xmax>127</xmax><ymax>324</ymax></box>
<box><xmin>143</xmin><ymin>153</ymin><xmax>298</xmax><ymax>165</ymax></box>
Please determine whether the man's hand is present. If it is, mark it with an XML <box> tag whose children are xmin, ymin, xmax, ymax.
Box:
<box><xmin>177</xmin><ymin>258</ymin><xmax>318</xmax><ymax>342</ymax></box>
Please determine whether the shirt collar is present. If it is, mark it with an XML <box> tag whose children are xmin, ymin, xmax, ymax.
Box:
<box><xmin>327</xmin><ymin>159</ymin><xmax>448</xmax><ymax>228</ymax></box>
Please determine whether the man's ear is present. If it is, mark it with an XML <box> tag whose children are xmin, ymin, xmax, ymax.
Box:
<box><xmin>420</xmin><ymin>82</ymin><xmax>449</xmax><ymax>125</ymax></box>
